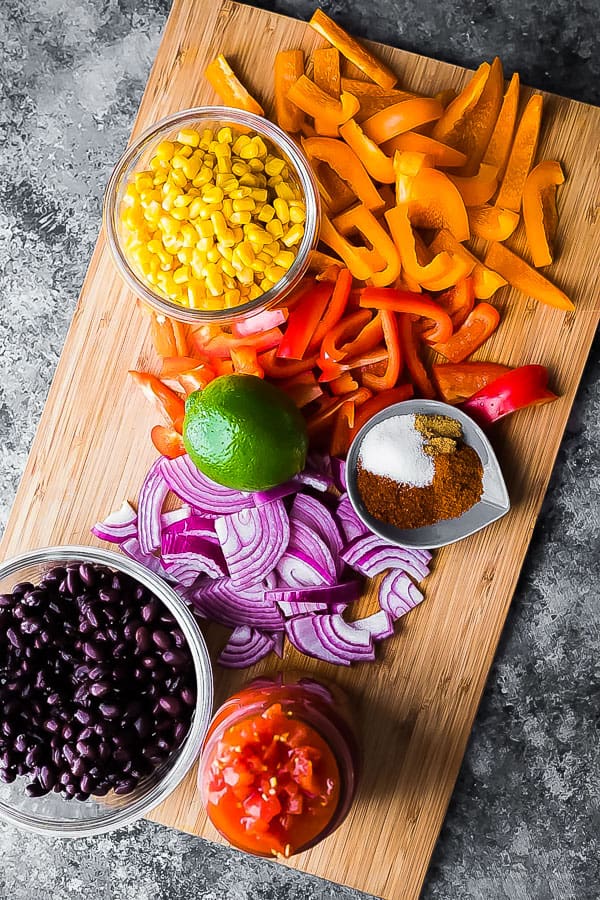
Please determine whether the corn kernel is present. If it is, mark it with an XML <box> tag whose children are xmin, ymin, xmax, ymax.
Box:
<box><xmin>230</xmin><ymin>187</ymin><xmax>252</xmax><ymax>199</ymax></box>
<box><xmin>182</xmin><ymin>156</ymin><xmax>201</xmax><ymax>180</ymax></box>
<box><xmin>265</xmin><ymin>156</ymin><xmax>286</xmax><ymax>177</ymax></box>
<box><xmin>276</xmin><ymin>182</ymin><xmax>296</xmax><ymax>201</ymax></box>
<box><xmin>260</xmin><ymin>277</ymin><xmax>275</xmax><ymax>292</ymax></box>
<box><xmin>173</xmin><ymin>265</ymin><xmax>190</xmax><ymax>284</ymax></box>
<box><xmin>273</xmin><ymin>198</ymin><xmax>289</xmax><ymax>224</ymax></box>
<box><xmin>266</xmin><ymin>264</ymin><xmax>286</xmax><ymax>282</ymax></box>
<box><xmin>180</xmin><ymin>224</ymin><xmax>198</xmax><ymax>246</ymax></box>
<box><xmin>207</xmin><ymin>247</ymin><xmax>220</xmax><ymax>264</ymax></box>
<box><xmin>232</xmin><ymin>134</ymin><xmax>251</xmax><ymax>155</ymax></box>
<box><xmin>177</xmin><ymin>248</ymin><xmax>194</xmax><ymax>265</ymax></box>
<box><xmin>192</xmin><ymin>166</ymin><xmax>214</xmax><ymax>187</ymax></box>
<box><xmin>171</xmin><ymin>169</ymin><xmax>188</xmax><ymax>188</ymax></box>
<box><xmin>282</xmin><ymin>224</ymin><xmax>304</xmax><ymax>246</ymax></box>
<box><xmin>222</xmin><ymin>198</ymin><xmax>234</xmax><ymax>219</ymax></box>
<box><xmin>232</xmin><ymin>226</ymin><xmax>244</xmax><ymax>243</ymax></box>
<box><xmin>216</xmin><ymin>126</ymin><xmax>233</xmax><ymax>144</ymax></box>
<box><xmin>202</xmin><ymin>186</ymin><xmax>224</xmax><ymax>204</ymax></box>
<box><xmin>135</xmin><ymin>172</ymin><xmax>154</xmax><ymax>192</ymax></box>
<box><xmin>199</xmin><ymin>128</ymin><xmax>213</xmax><ymax>150</ymax></box>
<box><xmin>203</xmin><ymin>154</ymin><xmax>216</xmax><ymax>169</ymax></box>
<box><xmin>221</xmin><ymin>259</ymin><xmax>237</xmax><ymax>278</ymax></box>
<box><xmin>205</xmin><ymin>264</ymin><xmax>224</xmax><ymax>296</ymax></box>
<box><xmin>195</xmin><ymin>219</ymin><xmax>214</xmax><ymax>239</ymax></box>
<box><xmin>224</xmin><ymin>289</ymin><xmax>241</xmax><ymax>306</ymax></box>
<box><xmin>171</xmin><ymin>153</ymin><xmax>188</xmax><ymax>170</ymax></box>
<box><xmin>250</xmin><ymin>188</ymin><xmax>268</xmax><ymax>203</ymax></box>
<box><xmin>274</xmin><ymin>250</ymin><xmax>295</xmax><ymax>269</ymax></box>
<box><xmin>237</xmin><ymin>266</ymin><xmax>255</xmax><ymax>284</ymax></box>
<box><xmin>220</xmin><ymin>177</ymin><xmax>239</xmax><ymax>193</ymax></box>
<box><xmin>173</xmin><ymin>193</ymin><xmax>193</xmax><ymax>207</ymax></box>
<box><xmin>233</xmin><ymin>198</ymin><xmax>255</xmax><ymax>212</ymax></box>
<box><xmin>230</xmin><ymin>211</ymin><xmax>252</xmax><ymax>225</ymax></box>
<box><xmin>238</xmin><ymin>173</ymin><xmax>259</xmax><ymax>188</ymax></box>
<box><xmin>266</xmin><ymin>218</ymin><xmax>284</xmax><ymax>239</ymax></box>
<box><xmin>248</xmin><ymin>158</ymin><xmax>265</xmax><ymax>172</ymax></box>
<box><xmin>156</xmin><ymin>140</ymin><xmax>175</xmax><ymax>160</ymax></box>
<box><xmin>268</xmin><ymin>174</ymin><xmax>283</xmax><ymax>187</ymax></box>
<box><xmin>236</xmin><ymin>241</ymin><xmax>255</xmax><ymax>266</ymax></box>
<box><xmin>289</xmin><ymin>204</ymin><xmax>306</xmax><ymax>224</ymax></box>
<box><xmin>248</xmin><ymin>283</ymin><xmax>263</xmax><ymax>300</ymax></box>
<box><xmin>171</xmin><ymin>207</ymin><xmax>190</xmax><ymax>221</ymax></box>
<box><xmin>152</xmin><ymin>170</ymin><xmax>168</xmax><ymax>186</ymax></box>
<box><xmin>177</xmin><ymin>128</ymin><xmax>200</xmax><ymax>148</ymax></box>
<box><xmin>258</xmin><ymin>204</ymin><xmax>275</xmax><ymax>223</ymax></box>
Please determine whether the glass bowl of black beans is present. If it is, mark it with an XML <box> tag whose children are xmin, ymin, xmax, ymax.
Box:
<box><xmin>0</xmin><ymin>545</ymin><xmax>213</xmax><ymax>836</ymax></box>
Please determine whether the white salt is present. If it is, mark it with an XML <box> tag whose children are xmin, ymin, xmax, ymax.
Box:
<box><xmin>359</xmin><ymin>414</ymin><xmax>434</xmax><ymax>487</ymax></box>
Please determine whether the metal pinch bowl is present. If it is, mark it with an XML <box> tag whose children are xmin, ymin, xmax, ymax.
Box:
<box><xmin>346</xmin><ymin>399</ymin><xmax>510</xmax><ymax>550</ymax></box>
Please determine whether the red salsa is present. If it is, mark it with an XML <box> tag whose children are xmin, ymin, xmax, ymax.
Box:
<box><xmin>198</xmin><ymin>675</ymin><xmax>358</xmax><ymax>858</ymax></box>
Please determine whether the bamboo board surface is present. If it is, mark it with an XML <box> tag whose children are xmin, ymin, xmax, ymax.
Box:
<box><xmin>1</xmin><ymin>1</ymin><xmax>599</xmax><ymax>896</ymax></box>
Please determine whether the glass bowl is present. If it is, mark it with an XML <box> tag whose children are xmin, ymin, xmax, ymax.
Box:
<box><xmin>0</xmin><ymin>545</ymin><xmax>213</xmax><ymax>837</ymax></box>
<box><xmin>103</xmin><ymin>106</ymin><xmax>320</xmax><ymax>324</ymax></box>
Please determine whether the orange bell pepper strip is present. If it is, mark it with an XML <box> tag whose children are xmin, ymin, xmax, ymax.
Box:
<box><xmin>330</xmin><ymin>371</ymin><xmax>360</xmax><ymax>395</ymax></box>
<box><xmin>201</xmin><ymin>327</ymin><xmax>283</xmax><ymax>359</ymax></box>
<box><xmin>495</xmin><ymin>93</ymin><xmax>543</xmax><ymax>212</ymax></box>
<box><xmin>312</xmin><ymin>47</ymin><xmax>341</xmax><ymax>136</ymax></box>
<box><xmin>334</xmin><ymin>205</ymin><xmax>401</xmax><ymax>286</ymax></box>
<box><xmin>339</xmin><ymin>119</ymin><xmax>395</xmax><ymax>183</ymax></box>
<box><xmin>397</xmin><ymin>314</ymin><xmax>436</xmax><ymax>399</ymax></box>
<box><xmin>432</xmin><ymin>59</ymin><xmax>503</xmax><ymax>175</ymax></box>
<box><xmin>347</xmin><ymin>383</ymin><xmax>415</xmax><ymax>440</ymax></box>
<box><xmin>340</xmin><ymin>79</ymin><xmax>418</xmax><ymax>121</ymax></box>
<box><xmin>447</xmin><ymin>164</ymin><xmax>499</xmax><ymax>206</ymax></box>
<box><xmin>307</xmin><ymin>388</ymin><xmax>372</xmax><ymax>436</ymax></box>
<box><xmin>277</xmin><ymin>281</ymin><xmax>334</xmax><ymax>360</ymax></box>
<box><xmin>318</xmin><ymin>347</ymin><xmax>389</xmax><ymax>383</ymax></box>
<box><xmin>429</xmin><ymin>229</ymin><xmax>507</xmax><ymax>299</ymax></box>
<box><xmin>485</xmin><ymin>242</ymin><xmax>574</xmax><ymax>311</ymax></box>
<box><xmin>385</xmin><ymin>205</ymin><xmax>471</xmax><ymax>292</ymax></box>
<box><xmin>432</xmin><ymin>362</ymin><xmax>512</xmax><ymax>404</ymax></box>
<box><xmin>215</xmin><ymin>359</ymin><xmax>235</xmax><ymax>377</ymax></box>
<box><xmin>361</xmin><ymin>310</ymin><xmax>402</xmax><ymax>392</ymax></box>
<box><xmin>405</xmin><ymin>168</ymin><xmax>470</xmax><ymax>242</ymax></box>
<box><xmin>435</xmin><ymin>88</ymin><xmax>458</xmax><ymax>108</ymax></box>
<box><xmin>151</xmin><ymin>424</ymin><xmax>186</xmax><ymax>459</ymax></box>
<box><xmin>467</xmin><ymin>204</ymin><xmax>520</xmax><ymax>241</ymax></box>
<box><xmin>177</xmin><ymin>364</ymin><xmax>218</xmax><ymax>395</ymax></box>
<box><xmin>302</xmin><ymin>137</ymin><xmax>384</xmax><ymax>211</ymax></box>
<box><xmin>160</xmin><ymin>356</ymin><xmax>206</xmax><ymax>378</ymax></box>
<box><xmin>313</xmin><ymin>161</ymin><xmax>359</xmax><ymax>216</ymax></box>
<box><xmin>522</xmin><ymin>160</ymin><xmax>565</xmax><ymax>267</ymax></box>
<box><xmin>362</xmin><ymin>98</ymin><xmax>444</xmax><ymax>144</ymax></box>
<box><xmin>259</xmin><ymin>348</ymin><xmax>317</xmax><ymax>379</ymax></box>
<box><xmin>230</xmin><ymin>346</ymin><xmax>265</xmax><ymax>378</ymax></box>
<box><xmin>129</xmin><ymin>371</ymin><xmax>185</xmax><ymax>427</ymax></box>
<box><xmin>483</xmin><ymin>72</ymin><xmax>520</xmax><ymax>180</ymax></box>
<box><xmin>434</xmin><ymin>277</ymin><xmax>476</xmax><ymax>330</ymax></box>
<box><xmin>288</xmin><ymin>76</ymin><xmax>359</xmax><ymax>130</ymax></box>
<box><xmin>320</xmin><ymin>310</ymin><xmax>373</xmax><ymax>363</ymax></box>
<box><xmin>309</xmin><ymin>9</ymin><xmax>397</xmax><ymax>90</ymax></box>
<box><xmin>310</xmin><ymin>268</ymin><xmax>354</xmax><ymax>349</ymax></box>
<box><xmin>146</xmin><ymin>312</ymin><xmax>189</xmax><ymax>358</ymax></box>
<box><xmin>204</xmin><ymin>55</ymin><xmax>264</xmax><ymax>115</ymax></box>
<box><xmin>309</xmin><ymin>249</ymin><xmax>345</xmax><ymax>274</ymax></box>
<box><xmin>320</xmin><ymin>215</ymin><xmax>384</xmax><ymax>281</ymax></box>
<box><xmin>360</xmin><ymin>287</ymin><xmax>454</xmax><ymax>344</ymax></box>
<box><xmin>431</xmin><ymin>302</ymin><xmax>500</xmax><ymax>362</ymax></box>
<box><xmin>279</xmin><ymin>371</ymin><xmax>323</xmax><ymax>408</ymax></box>
<box><xmin>274</xmin><ymin>50</ymin><xmax>305</xmax><ymax>133</ymax></box>
<box><xmin>382</xmin><ymin>131</ymin><xmax>468</xmax><ymax>168</ymax></box>
<box><xmin>330</xmin><ymin>399</ymin><xmax>356</xmax><ymax>457</ymax></box>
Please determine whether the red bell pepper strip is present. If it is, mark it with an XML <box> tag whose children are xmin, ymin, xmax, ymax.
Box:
<box><xmin>329</xmin><ymin>371</ymin><xmax>360</xmax><ymax>395</ymax></box>
<box><xmin>436</xmin><ymin>278</ymin><xmax>475</xmax><ymax>329</ymax></box>
<box><xmin>307</xmin><ymin>388</ymin><xmax>371</xmax><ymax>436</ymax></box>
<box><xmin>129</xmin><ymin>371</ymin><xmax>185</xmax><ymax>427</ymax></box>
<box><xmin>202</xmin><ymin>327</ymin><xmax>283</xmax><ymax>359</ymax></box>
<box><xmin>432</xmin><ymin>361</ymin><xmax>512</xmax><ymax>404</ymax></box>
<box><xmin>277</xmin><ymin>282</ymin><xmax>334</xmax><ymax>360</ymax></box>
<box><xmin>279</xmin><ymin>371</ymin><xmax>323</xmax><ymax>408</ymax></box>
<box><xmin>230</xmin><ymin>346</ymin><xmax>265</xmax><ymax>378</ymax></box>
<box><xmin>310</xmin><ymin>268</ymin><xmax>353</xmax><ymax>350</ymax></box>
<box><xmin>319</xmin><ymin>310</ymin><xmax>372</xmax><ymax>363</ymax></box>
<box><xmin>317</xmin><ymin>347</ymin><xmax>389</xmax><ymax>382</ymax></box>
<box><xmin>362</xmin><ymin>311</ymin><xmax>402</xmax><ymax>392</ymax></box>
<box><xmin>360</xmin><ymin>287</ymin><xmax>453</xmax><ymax>344</ymax></box>
<box><xmin>461</xmin><ymin>365</ymin><xmax>557</xmax><ymax>426</ymax></box>
<box><xmin>347</xmin><ymin>383</ymin><xmax>414</xmax><ymax>441</ymax></box>
<box><xmin>431</xmin><ymin>302</ymin><xmax>500</xmax><ymax>363</ymax></box>
<box><xmin>151</xmin><ymin>424</ymin><xmax>186</xmax><ymax>459</ymax></box>
<box><xmin>259</xmin><ymin>348</ymin><xmax>317</xmax><ymax>379</ymax></box>
<box><xmin>330</xmin><ymin>399</ymin><xmax>356</xmax><ymax>457</ymax></box>
<box><xmin>397</xmin><ymin>315</ymin><xmax>436</xmax><ymax>399</ymax></box>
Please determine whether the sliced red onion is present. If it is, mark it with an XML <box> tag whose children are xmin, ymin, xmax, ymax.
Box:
<box><xmin>341</xmin><ymin>534</ymin><xmax>431</xmax><ymax>581</ymax></box>
<box><xmin>379</xmin><ymin>570</ymin><xmax>424</xmax><ymax>620</ymax></box>
<box><xmin>120</xmin><ymin>537</ymin><xmax>173</xmax><ymax>581</ymax></box>
<box><xmin>161</xmin><ymin>516</ymin><xmax>217</xmax><ymax>554</ymax></box>
<box><xmin>277</xmin><ymin>600</ymin><xmax>329</xmax><ymax>616</ymax></box>
<box><xmin>288</xmin><ymin>519</ymin><xmax>337</xmax><ymax>582</ymax></box>
<box><xmin>162</xmin><ymin>534</ymin><xmax>226</xmax><ymax>584</ymax></box>
<box><xmin>352</xmin><ymin>610</ymin><xmax>394</xmax><ymax>640</ymax></box>
<box><xmin>91</xmin><ymin>501</ymin><xmax>137</xmax><ymax>544</ymax></box>
<box><xmin>218</xmin><ymin>626</ymin><xmax>275</xmax><ymax>668</ymax></box>
<box><xmin>290</xmin><ymin>494</ymin><xmax>344</xmax><ymax>572</ymax></box>
<box><xmin>252</xmin><ymin>480</ymin><xmax>301</xmax><ymax>505</ymax></box>
<box><xmin>161</xmin><ymin>455</ymin><xmax>254</xmax><ymax>515</ymax></box>
<box><xmin>137</xmin><ymin>458</ymin><xmax>170</xmax><ymax>555</ymax></box>
<box><xmin>265</xmin><ymin>581</ymin><xmax>361</xmax><ymax>607</ymax></box>
<box><xmin>335</xmin><ymin>494</ymin><xmax>369</xmax><ymax>543</ymax></box>
<box><xmin>272</xmin><ymin>632</ymin><xmax>284</xmax><ymax>658</ymax></box>
<box><xmin>286</xmin><ymin>614</ymin><xmax>374</xmax><ymax>665</ymax></box>
<box><xmin>293</xmin><ymin>470</ymin><xmax>332</xmax><ymax>492</ymax></box>
<box><xmin>331</xmin><ymin>457</ymin><xmax>347</xmax><ymax>492</ymax></box>
<box><xmin>188</xmin><ymin>578</ymin><xmax>284</xmax><ymax>631</ymax></box>
<box><xmin>232</xmin><ymin>309</ymin><xmax>286</xmax><ymax>336</ymax></box>
<box><xmin>277</xmin><ymin>550</ymin><xmax>336</xmax><ymax>587</ymax></box>
<box><xmin>215</xmin><ymin>500</ymin><xmax>290</xmax><ymax>589</ymax></box>
<box><xmin>160</xmin><ymin>505</ymin><xmax>192</xmax><ymax>528</ymax></box>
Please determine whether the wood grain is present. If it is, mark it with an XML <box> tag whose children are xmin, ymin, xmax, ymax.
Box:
<box><xmin>1</xmin><ymin>2</ymin><xmax>599</xmax><ymax>897</ymax></box>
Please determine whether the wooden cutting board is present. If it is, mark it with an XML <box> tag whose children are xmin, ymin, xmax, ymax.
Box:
<box><xmin>2</xmin><ymin>1</ymin><xmax>598</xmax><ymax>896</ymax></box>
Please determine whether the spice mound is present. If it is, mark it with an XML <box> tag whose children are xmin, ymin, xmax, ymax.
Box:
<box><xmin>357</xmin><ymin>413</ymin><xmax>483</xmax><ymax>529</ymax></box>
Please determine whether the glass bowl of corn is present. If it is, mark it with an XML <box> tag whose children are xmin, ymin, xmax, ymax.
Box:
<box><xmin>103</xmin><ymin>107</ymin><xmax>320</xmax><ymax>324</ymax></box>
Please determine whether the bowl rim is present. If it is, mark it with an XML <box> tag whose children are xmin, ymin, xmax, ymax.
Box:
<box><xmin>103</xmin><ymin>105</ymin><xmax>320</xmax><ymax>324</ymax></box>
<box><xmin>0</xmin><ymin>544</ymin><xmax>214</xmax><ymax>838</ymax></box>
<box><xmin>346</xmin><ymin>400</ymin><xmax>510</xmax><ymax>550</ymax></box>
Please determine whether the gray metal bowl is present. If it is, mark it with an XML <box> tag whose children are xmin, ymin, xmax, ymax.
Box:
<box><xmin>346</xmin><ymin>399</ymin><xmax>510</xmax><ymax>550</ymax></box>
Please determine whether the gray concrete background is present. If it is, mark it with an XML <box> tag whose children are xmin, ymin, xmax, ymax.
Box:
<box><xmin>0</xmin><ymin>1</ymin><xmax>598</xmax><ymax>898</ymax></box>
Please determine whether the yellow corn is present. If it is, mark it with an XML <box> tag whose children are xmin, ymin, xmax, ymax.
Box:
<box><xmin>192</xmin><ymin>166</ymin><xmax>214</xmax><ymax>187</ymax></box>
<box><xmin>266</xmin><ymin>219</ymin><xmax>284</xmax><ymax>239</ymax></box>
<box><xmin>195</xmin><ymin>219</ymin><xmax>214</xmax><ymax>239</ymax></box>
<box><xmin>224</xmin><ymin>289</ymin><xmax>241</xmax><ymax>306</ymax></box>
<box><xmin>265</xmin><ymin>156</ymin><xmax>286</xmax><ymax>177</ymax></box>
<box><xmin>275</xmin><ymin>182</ymin><xmax>296</xmax><ymax>201</ymax></box>
<box><xmin>289</xmin><ymin>204</ymin><xmax>306</xmax><ymax>224</ymax></box>
<box><xmin>170</xmin><ymin>170</ymin><xmax>188</xmax><ymax>188</ymax></box>
<box><xmin>273</xmin><ymin>198</ymin><xmax>289</xmax><ymax>224</ymax></box>
<box><xmin>248</xmin><ymin>158</ymin><xmax>265</xmax><ymax>173</ymax></box>
<box><xmin>232</xmin><ymin>161</ymin><xmax>250</xmax><ymax>177</ymax></box>
<box><xmin>282</xmin><ymin>224</ymin><xmax>304</xmax><ymax>246</ymax></box>
<box><xmin>230</xmin><ymin>211</ymin><xmax>252</xmax><ymax>226</ymax></box>
<box><xmin>173</xmin><ymin>265</ymin><xmax>190</xmax><ymax>284</ymax></box>
<box><xmin>260</xmin><ymin>277</ymin><xmax>275</xmax><ymax>292</ymax></box>
<box><xmin>202</xmin><ymin>186</ymin><xmax>224</xmax><ymax>204</ymax></box>
<box><xmin>258</xmin><ymin>204</ymin><xmax>275</xmax><ymax>223</ymax></box>
<box><xmin>177</xmin><ymin>129</ymin><xmax>200</xmax><ymax>148</ymax></box>
<box><xmin>182</xmin><ymin>156</ymin><xmax>201</xmax><ymax>180</ymax></box>
<box><xmin>177</xmin><ymin>247</ymin><xmax>194</xmax><ymax>265</ymax></box>
<box><xmin>155</xmin><ymin>140</ymin><xmax>176</xmax><ymax>160</ymax></box>
<box><xmin>274</xmin><ymin>250</ymin><xmax>295</xmax><ymax>269</ymax></box>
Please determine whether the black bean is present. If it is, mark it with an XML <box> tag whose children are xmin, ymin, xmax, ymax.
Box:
<box><xmin>92</xmin><ymin>785</ymin><xmax>110</xmax><ymax>797</ymax></box>
<box><xmin>12</xmin><ymin>582</ymin><xmax>35</xmax><ymax>596</ymax></box>
<box><xmin>25</xmin><ymin>780</ymin><xmax>48</xmax><ymax>797</ymax></box>
<box><xmin>171</xmin><ymin>629</ymin><xmax>186</xmax><ymax>649</ymax></box>
<box><xmin>39</xmin><ymin>765</ymin><xmax>56</xmax><ymax>791</ymax></box>
<box><xmin>79</xmin><ymin>563</ymin><xmax>96</xmax><ymax>587</ymax></box>
<box><xmin>99</xmin><ymin>703</ymin><xmax>120</xmax><ymax>720</ymax></box>
<box><xmin>180</xmin><ymin>687</ymin><xmax>195</xmax><ymax>707</ymax></box>
<box><xmin>83</xmin><ymin>642</ymin><xmax>105</xmax><ymax>661</ymax></box>
<box><xmin>76</xmin><ymin>741</ymin><xmax>96</xmax><ymax>760</ymax></box>
<box><xmin>0</xmin><ymin>767</ymin><xmax>17</xmax><ymax>783</ymax></box>
<box><xmin>173</xmin><ymin>722</ymin><xmax>189</xmax><ymax>744</ymax></box>
<box><xmin>44</xmin><ymin>718</ymin><xmax>60</xmax><ymax>734</ymax></box>
<box><xmin>151</xmin><ymin>630</ymin><xmax>171</xmax><ymax>651</ymax></box>
<box><xmin>0</xmin><ymin>593</ymin><xmax>14</xmax><ymax>607</ymax></box>
<box><xmin>71</xmin><ymin>757</ymin><xmax>86</xmax><ymax>777</ymax></box>
<box><xmin>89</xmin><ymin>681</ymin><xmax>110</xmax><ymax>698</ymax></box>
<box><xmin>135</xmin><ymin>626</ymin><xmax>151</xmax><ymax>652</ymax></box>
<box><xmin>6</xmin><ymin>628</ymin><xmax>23</xmax><ymax>649</ymax></box>
<box><xmin>141</xmin><ymin>598</ymin><xmax>160</xmax><ymax>623</ymax></box>
<box><xmin>114</xmin><ymin>778</ymin><xmax>137</xmax><ymax>795</ymax></box>
<box><xmin>98</xmin><ymin>588</ymin><xmax>120</xmax><ymax>605</ymax></box>
<box><xmin>77</xmin><ymin>727</ymin><xmax>94</xmax><ymax>743</ymax></box>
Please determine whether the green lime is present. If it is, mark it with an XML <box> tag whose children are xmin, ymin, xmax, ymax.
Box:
<box><xmin>183</xmin><ymin>374</ymin><xmax>308</xmax><ymax>491</ymax></box>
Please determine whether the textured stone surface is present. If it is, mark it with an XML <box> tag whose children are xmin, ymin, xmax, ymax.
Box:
<box><xmin>0</xmin><ymin>1</ymin><xmax>598</xmax><ymax>898</ymax></box>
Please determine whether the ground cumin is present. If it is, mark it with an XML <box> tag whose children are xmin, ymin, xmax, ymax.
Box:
<box><xmin>357</xmin><ymin>444</ymin><xmax>483</xmax><ymax>529</ymax></box>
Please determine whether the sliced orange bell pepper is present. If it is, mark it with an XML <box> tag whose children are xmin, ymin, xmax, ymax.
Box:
<box><xmin>360</xmin><ymin>287</ymin><xmax>454</xmax><ymax>343</ymax></box>
<box><xmin>485</xmin><ymin>242</ymin><xmax>574</xmax><ymax>311</ymax></box>
<box><xmin>230</xmin><ymin>346</ymin><xmax>265</xmax><ymax>378</ymax></box>
<box><xmin>495</xmin><ymin>94</ymin><xmax>543</xmax><ymax>212</ymax></box>
<box><xmin>397</xmin><ymin>314</ymin><xmax>436</xmax><ymax>399</ymax></box>
<box><xmin>339</xmin><ymin>119</ymin><xmax>395</xmax><ymax>183</ymax></box>
<box><xmin>215</xmin><ymin>359</ymin><xmax>235</xmax><ymax>377</ymax></box>
<box><xmin>147</xmin><ymin>312</ymin><xmax>189</xmax><ymax>358</ymax></box>
<box><xmin>320</xmin><ymin>215</ymin><xmax>384</xmax><ymax>281</ymax></box>
<box><xmin>330</xmin><ymin>371</ymin><xmax>360</xmax><ymax>395</ymax></box>
<box><xmin>467</xmin><ymin>204</ymin><xmax>520</xmax><ymax>241</ymax></box>
<box><xmin>432</xmin><ymin>361</ymin><xmax>512</xmax><ymax>404</ymax></box>
<box><xmin>362</xmin><ymin>98</ymin><xmax>444</xmax><ymax>144</ymax></box>
<box><xmin>333</xmin><ymin>314</ymin><xmax>385</xmax><ymax>362</ymax></box>
<box><xmin>288</xmin><ymin>76</ymin><xmax>359</xmax><ymax>130</ymax></box>
<box><xmin>313</xmin><ymin>163</ymin><xmax>358</xmax><ymax>216</ymax></box>
<box><xmin>361</xmin><ymin>310</ymin><xmax>402</xmax><ymax>392</ymax></box>
<box><xmin>483</xmin><ymin>72</ymin><xmax>520</xmax><ymax>180</ymax></box>
<box><xmin>177</xmin><ymin>364</ymin><xmax>218</xmax><ymax>395</ymax></box>
<box><xmin>340</xmin><ymin>79</ymin><xmax>418</xmax><ymax>121</ymax></box>
<box><xmin>406</xmin><ymin>168</ymin><xmax>470</xmax><ymax>242</ymax></box>
<box><xmin>431</xmin><ymin>302</ymin><xmax>500</xmax><ymax>362</ymax></box>
<box><xmin>274</xmin><ymin>50</ymin><xmax>305</xmax><ymax>133</ymax></box>
<box><xmin>320</xmin><ymin>310</ymin><xmax>373</xmax><ymax>363</ymax></box>
<box><xmin>277</xmin><ymin>281</ymin><xmax>334</xmax><ymax>360</ymax></box>
<box><xmin>201</xmin><ymin>327</ymin><xmax>283</xmax><ymax>359</ymax></box>
<box><xmin>309</xmin><ymin>249</ymin><xmax>345</xmax><ymax>274</ymax></box>
<box><xmin>129</xmin><ymin>371</ymin><xmax>185</xmax><ymax>427</ymax></box>
<box><xmin>312</xmin><ymin>47</ymin><xmax>341</xmax><ymax>136</ymax></box>
<box><xmin>321</xmin><ymin>207</ymin><xmax>401</xmax><ymax>285</ymax></box>
<box><xmin>309</xmin><ymin>9</ymin><xmax>397</xmax><ymax>90</ymax></box>
<box><xmin>429</xmin><ymin>229</ymin><xmax>507</xmax><ymax>299</ymax></box>
<box><xmin>330</xmin><ymin>399</ymin><xmax>356</xmax><ymax>457</ymax></box>
<box><xmin>307</xmin><ymin>388</ymin><xmax>372</xmax><ymax>436</ymax></box>
<box><xmin>204</xmin><ymin>55</ymin><xmax>264</xmax><ymax>115</ymax></box>
<box><xmin>347</xmin><ymin>384</ymin><xmax>414</xmax><ymax>440</ymax></box>
<box><xmin>522</xmin><ymin>160</ymin><xmax>565</xmax><ymax>267</ymax></box>
<box><xmin>385</xmin><ymin>205</ymin><xmax>470</xmax><ymax>292</ymax></box>
<box><xmin>279</xmin><ymin>371</ymin><xmax>323</xmax><ymax>408</ymax></box>
<box><xmin>259</xmin><ymin>348</ymin><xmax>317</xmax><ymax>379</ymax></box>
<box><xmin>435</xmin><ymin>88</ymin><xmax>458</xmax><ymax>108</ymax></box>
<box><xmin>303</xmin><ymin>137</ymin><xmax>384</xmax><ymax>211</ymax></box>
<box><xmin>151</xmin><ymin>424</ymin><xmax>186</xmax><ymax>459</ymax></box>
<box><xmin>382</xmin><ymin>131</ymin><xmax>468</xmax><ymax>168</ymax></box>
<box><xmin>447</xmin><ymin>164</ymin><xmax>499</xmax><ymax>206</ymax></box>
<box><xmin>160</xmin><ymin>356</ymin><xmax>205</xmax><ymax>378</ymax></box>
<box><xmin>318</xmin><ymin>347</ymin><xmax>389</xmax><ymax>383</ymax></box>
<box><xmin>431</xmin><ymin>62</ymin><xmax>490</xmax><ymax>140</ymax></box>
<box><xmin>311</xmin><ymin>268</ymin><xmax>354</xmax><ymax>349</ymax></box>
<box><xmin>434</xmin><ymin>278</ymin><xmax>476</xmax><ymax>330</ymax></box>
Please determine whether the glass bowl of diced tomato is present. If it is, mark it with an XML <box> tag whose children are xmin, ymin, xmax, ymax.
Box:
<box><xmin>103</xmin><ymin>107</ymin><xmax>320</xmax><ymax>325</ymax></box>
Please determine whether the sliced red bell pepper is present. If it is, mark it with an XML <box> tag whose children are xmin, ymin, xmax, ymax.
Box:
<box><xmin>460</xmin><ymin>364</ymin><xmax>557</xmax><ymax>425</ymax></box>
<box><xmin>310</xmin><ymin>268</ymin><xmax>353</xmax><ymax>350</ymax></box>
<box><xmin>202</xmin><ymin>327</ymin><xmax>284</xmax><ymax>359</ymax></box>
<box><xmin>397</xmin><ymin>315</ymin><xmax>436</xmax><ymax>399</ymax></box>
<box><xmin>230</xmin><ymin>346</ymin><xmax>265</xmax><ymax>378</ymax></box>
<box><xmin>129</xmin><ymin>371</ymin><xmax>185</xmax><ymax>427</ymax></box>
<box><xmin>347</xmin><ymin>384</ymin><xmax>414</xmax><ymax>441</ymax></box>
<box><xmin>319</xmin><ymin>309</ymin><xmax>372</xmax><ymax>364</ymax></box>
<box><xmin>307</xmin><ymin>388</ymin><xmax>371</xmax><ymax>436</ymax></box>
<box><xmin>329</xmin><ymin>371</ymin><xmax>360</xmax><ymax>395</ymax></box>
<box><xmin>317</xmin><ymin>347</ymin><xmax>389</xmax><ymax>382</ymax></box>
<box><xmin>216</xmin><ymin>359</ymin><xmax>235</xmax><ymax>376</ymax></box>
<box><xmin>176</xmin><ymin>364</ymin><xmax>218</xmax><ymax>395</ymax></box>
<box><xmin>361</xmin><ymin>310</ymin><xmax>402</xmax><ymax>392</ymax></box>
<box><xmin>330</xmin><ymin>399</ymin><xmax>356</xmax><ymax>457</ymax></box>
<box><xmin>432</xmin><ymin>361</ymin><xmax>512</xmax><ymax>404</ymax></box>
<box><xmin>277</xmin><ymin>282</ymin><xmax>334</xmax><ymax>360</ymax></box>
<box><xmin>259</xmin><ymin>348</ymin><xmax>317</xmax><ymax>379</ymax></box>
<box><xmin>360</xmin><ymin>287</ymin><xmax>453</xmax><ymax>344</ymax></box>
<box><xmin>279</xmin><ymin>371</ymin><xmax>323</xmax><ymax>408</ymax></box>
<box><xmin>431</xmin><ymin>302</ymin><xmax>500</xmax><ymax>363</ymax></box>
<box><xmin>436</xmin><ymin>278</ymin><xmax>475</xmax><ymax>329</ymax></box>
<box><xmin>151</xmin><ymin>424</ymin><xmax>186</xmax><ymax>459</ymax></box>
